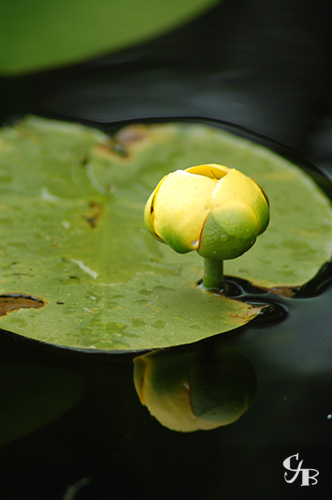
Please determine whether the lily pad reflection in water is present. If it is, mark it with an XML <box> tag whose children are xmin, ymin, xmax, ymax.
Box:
<box><xmin>0</xmin><ymin>364</ymin><xmax>83</xmax><ymax>447</ymax></box>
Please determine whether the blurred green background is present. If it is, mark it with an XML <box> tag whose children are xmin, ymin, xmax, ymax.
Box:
<box><xmin>0</xmin><ymin>0</ymin><xmax>217</xmax><ymax>74</ymax></box>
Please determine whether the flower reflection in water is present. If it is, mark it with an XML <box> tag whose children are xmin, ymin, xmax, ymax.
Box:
<box><xmin>133</xmin><ymin>344</ymin><xmax>257</xmax><ymax>432</ymax></box>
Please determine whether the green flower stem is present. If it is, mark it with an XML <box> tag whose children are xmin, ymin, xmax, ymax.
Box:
<box><xmin>203</xmin><ymin>258</ymin><xmax>224</xmax><ymax>291</ymax></box>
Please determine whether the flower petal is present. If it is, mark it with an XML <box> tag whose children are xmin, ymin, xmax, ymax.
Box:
<box><xmin>186</xmin><ymin>163</ymin><xmax>229</xmax><ymax>179</ymax></box>
<box><xmin>143</xmin><ymin>174</ymin><xmax>167</xmax><ymax>238</ymax></box>
<box><xmin>153</xmin><ymin>170</ymin><xmax>216</xmax><ymax>253</ymax></box>
<box><xmin>211</xmin><ymin>169</ymin><xmax>270</xmax><ymax>235</ymax></box>
<box><xmin>198</xmin><ymin>201</ymin><xmax>259</xmax><ymax>260</ymax></box>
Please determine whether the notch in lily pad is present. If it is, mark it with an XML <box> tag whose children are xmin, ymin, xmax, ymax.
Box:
<box><xmin>0</xmin><ymin>293</ymin><xmax>46</xmax><ymax>317</ymax></box>
<box><xmin>144</xmin><ymin>163</ymin><xmax>270</xmax><ymax>292</ymax></box>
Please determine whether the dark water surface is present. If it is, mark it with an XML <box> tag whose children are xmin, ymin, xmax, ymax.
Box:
<box><xmin>1</xmin><ymin>1</ymin><xmax>332</xmax><ymax>499</ymax></box>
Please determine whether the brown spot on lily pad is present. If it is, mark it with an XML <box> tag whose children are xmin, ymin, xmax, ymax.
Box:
<box><xmin>92</xmin><ymin>125</ymin><xmax>150</xmax><ymax>162</ymax></box>
<box><xmin>83</xmin><ymin>201</ymin><xmax>104</xmax><ymax>228</ymax></box>
<box><xmin>0</xmin><ymin>293</ymin><xmax>46</xmax><ymax>317</ymax></box>
<box><xmin>93</xmin><ymin>140</ymin><xmax>129</xmax><ymax>159</ymax></box>
<box><xmin>265</xmin><ymin>286</ymin><xmax>299</xmax><ymax>298</ymax></box>
<box><xmin>229</xmin><ymin>303</ymin><xmax>266</xmax><ymax>320</ymax></box>
<box><xmin>115</xmin><ymin>124</ymin><xmax>149</xmax><ymax>145</ymax></box>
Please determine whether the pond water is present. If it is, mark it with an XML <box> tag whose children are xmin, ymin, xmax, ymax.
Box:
<box><xmin>1</xmin><ymin>1</ymin><xmax>332</xmax><ymax>499</ymax></box>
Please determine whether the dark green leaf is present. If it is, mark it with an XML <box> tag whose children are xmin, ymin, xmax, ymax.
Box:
<box><xmin>0</xmin><ymin>364</ymin><xmax>82</xmax><ymax>447</ymax></box>
<box><xmin>0</xmin><ymin>0</ymin><xmax>218</xmax><ymax>74</ymax></box>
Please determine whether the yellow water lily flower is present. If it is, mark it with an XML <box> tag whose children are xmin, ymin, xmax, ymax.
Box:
<box><xmin>144</xmin><ymin>163</ymin><xmax>269</xmax><ymax>261</ymax></box>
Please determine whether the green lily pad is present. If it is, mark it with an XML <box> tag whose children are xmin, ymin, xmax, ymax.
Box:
<box><xmin>89</xmin><ymin>121</ymin><xmax>332</xmax><ymax>292</ymax></box>
<box><xmin>0</xmin><ymin>116</ymin><xmax>331</xmax><ymax>351</ymax></box>
<box><xmin>0</xmin><ymin>0</ymin><xmax>217</xmax><ymax>75</ymax></box>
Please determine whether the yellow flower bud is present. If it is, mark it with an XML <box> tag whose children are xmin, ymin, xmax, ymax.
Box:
<box><xmin>144</xmin><ymin>164</ymin><xmax>269</xmax><ymax>260</ymax></box>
